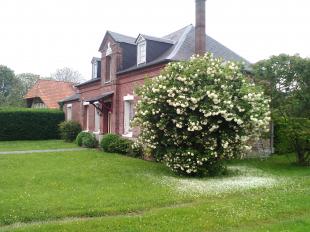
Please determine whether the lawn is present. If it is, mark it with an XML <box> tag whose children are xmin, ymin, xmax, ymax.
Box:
<box><xmin>0</xmin><ymin>140</ymin><xmax>78</xmax><ymax>152</ymax></box>
<box><xmin>0</xmin><ymin>146</ymin><xmax>309</xmax><ymax>231</ymax></box>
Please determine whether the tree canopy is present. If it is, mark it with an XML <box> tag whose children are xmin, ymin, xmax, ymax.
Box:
<box><xmin>51</xmin><ymin>67</ymin><xmax>84</xmax><ymax>84</ymax></box>
<box><xmin>253</xmin><ymin>54</ymin><xmax>310</xmax><ymax>118</ymax></box>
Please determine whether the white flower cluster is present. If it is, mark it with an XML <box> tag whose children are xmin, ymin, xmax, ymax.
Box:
<box><xmin>133</xmin><ymin>53</ymin><xmax>270</xmax><ymax>175</ymax></box>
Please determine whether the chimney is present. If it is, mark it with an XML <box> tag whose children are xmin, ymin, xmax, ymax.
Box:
<box><xmin>195</xmin><ymin>0</ymin><xmax>206</xmax><ymax>55</ymax></box>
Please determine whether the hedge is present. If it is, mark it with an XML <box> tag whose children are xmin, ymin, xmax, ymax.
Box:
<box><xmin>0</xmin><ymin>108</ymin><xmax>65</xmax><ymax>141</ymax></box>
<box><xmin>274</xmin><ymin>117</ymin><xmax>310</xmax><ymax>154</ymax></box>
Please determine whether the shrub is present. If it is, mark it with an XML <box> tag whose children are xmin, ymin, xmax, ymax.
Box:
<box><xmin>76</xmin><ymin>132</ymin><xmax>90</xmax><ymax>146</ymax></box>
<box><xmin>58</xmin><ymin>121</ymin><xmax>82</xmax><ymax>142</ymax></box>
<box><xmin>133</xmin><ymin>53</ymin><xmax>270</xmax><ymax>176</ymax></box>
<box><xmin>100</xmin><ymin>133</ymin><xmax>142</xmax><ymax>157</ymax></box>
<box><xmin>0</xmin><ymin>108</ymin><xmax>64</xmax><ymax>141</ymax></box>
<box><xmin>81</xmin><ymin>133</ymin><xmax>98</xmax><ymax>148</ymax></box>
<box><xmin>76</xmin><ymin>132</ymin><xmax>97</xmax><ymax>148</ymax></box>
<box><xmin>100</xmin><ymin>134</ymin><xmax>120</xmax><ymax>152</ymax></box>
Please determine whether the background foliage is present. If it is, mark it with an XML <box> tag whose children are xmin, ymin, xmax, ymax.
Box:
<box><xmin>253</xmin><ymin>54</ymin><xmax>310</xmax><ymax>118</ymax></box>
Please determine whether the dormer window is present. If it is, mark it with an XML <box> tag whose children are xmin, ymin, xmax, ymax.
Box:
<box><xmin>91</xmin><ymin>58</ymin><xmax>101</xmax><ymax>79</ymax></box>
<box><xmin>137</xmin><ymin>38</ymin><xmax>146</xmax><ymax>65</ymax></box>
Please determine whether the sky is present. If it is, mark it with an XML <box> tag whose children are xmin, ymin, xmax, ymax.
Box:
<box><xmin>0</xmin><ymin>0</ymin><xmax>309</xmax><ymax>80</ymax></box>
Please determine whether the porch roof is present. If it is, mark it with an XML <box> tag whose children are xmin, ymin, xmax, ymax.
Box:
<box><xmin>85</xmin><ymin>92</ymin><xmax>114</xmax><ymax>103</ymax></box>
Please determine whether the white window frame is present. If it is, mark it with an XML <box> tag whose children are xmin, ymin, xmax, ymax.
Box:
<box><xmin>66</xmin><ymin>104</ymin><xmax>72</xmax><ymax>121</ymax></box>
<box><xmin>92</xmin><ymin>62</ymin><xmax>97</xmax><ymax>79</ymax></box>
<box><xmin>94</xmin><ymin>102</ymin><xmax>100</xmax><ymax>133</ymax></box>
<box><xmin>123</xmin><ymin>95</ymin><xmax>135</xmax><ymax>137</ymax></box>
<box><xmin>137</xmin><ymin>40</ymin><xmax>146</xmax><ymax>65</ymax></box>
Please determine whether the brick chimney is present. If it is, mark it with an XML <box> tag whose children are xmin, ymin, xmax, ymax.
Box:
<box><xmin>195</xmin><ymin>0</ymin><xmax>206</xmax><ymax>55</ymax></box>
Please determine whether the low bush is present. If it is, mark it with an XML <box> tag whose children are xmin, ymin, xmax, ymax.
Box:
<box><xmin>81</xmin><ymin>133</ymin><xmax>98</xmax><ymax>148</ymax></box>
<box><xmin>58</xmin><ymin>121</ymin><xmax>82</xmax><ymax>142</ymax></box>
<box><xmin>76</xmin><ymin>132</ymin><xmax>90</xmax><ymax>146</ymax></box>
<box><xmin>0</xmin><ymin>108</ymin><xmax>64</xmax><ymax>141</ymax></box>
<box><xmin>100</xmin><ymin>134</ymin><xmax>120</xmax><ymax>152</ymax></box>
<box><xmin>100</xmin><ymin>133</ymin><xmax>142</xmax><ymax>157</ymax></box>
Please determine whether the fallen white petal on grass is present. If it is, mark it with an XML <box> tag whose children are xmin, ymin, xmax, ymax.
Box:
<box><xmin>157</xmin><ymin>166</ymin><xmax>281</xmax><ymax>195</ymax></box>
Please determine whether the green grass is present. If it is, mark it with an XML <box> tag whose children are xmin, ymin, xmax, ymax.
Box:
<box><xmin>0</xmin><ymin>150</ymin><xmax>309</xmax><ymax>232</ymax></box>
<box><xmin>0</xmin><ymin>140</ymin><xmax>78</xmax><ymax>151</ymax></box>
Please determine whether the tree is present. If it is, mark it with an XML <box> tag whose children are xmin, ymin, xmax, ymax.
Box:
<box><xmin>16</xmin><ymin>73</ymin><xmax>40</xmax><ymax>96</ymax></box>
<box><xmin>0</xmin><ymin>65</ymin><xmax>20</xmax><ymax>107</ymax></box>
<box><xmin>0</xmin><ymin>65</ymin><xmax>15</xmax><ymax>98</ymax></box>
<box><xmin>51</xmin><ymin>67</ymin><xmax>84</xmax><ymax>84</ymax></box>
<box><xmin>0</xmin><ymin>67</ymin><xmax>42</xmax><ymax>107</ymax></box>
<box><xmin>253</xmin><ymin>54</ymin><xmax>310</xmax><ymax>118</ymax></box>
<box><xmin>133</xmin><ymin>54</ymin><xmax>270</xmax><ymax>176</ymax></box>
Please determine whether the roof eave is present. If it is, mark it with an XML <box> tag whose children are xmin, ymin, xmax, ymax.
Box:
<box><xmin>117</xmin><ymin>59</ymin><xmax>171</xmax><ymax>76</ymax></box>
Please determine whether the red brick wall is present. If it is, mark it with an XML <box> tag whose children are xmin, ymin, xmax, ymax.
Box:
<box><xmin>116</xmin><ymin>63</ymin><xmax>166</xmax><ymax>136</ymax></box>
<box><xmin>65</xmin><ymin>63</ymin><xmax>166</xmax><ymax>136</ymax></box>
<box><xmin>64</xmin><ymin>101</ymin><xmax>81</xmax><ymax>123</ymax></box>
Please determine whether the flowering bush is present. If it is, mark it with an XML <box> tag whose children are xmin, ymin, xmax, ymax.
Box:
<box><xmin>133</xmin><ymin>54</ymin><xmax>270</xmax><ymax>176</ymax></box>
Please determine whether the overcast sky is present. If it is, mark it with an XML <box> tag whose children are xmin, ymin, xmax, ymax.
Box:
<box><xmin>0</xmin><ymin>0</ymin><xmax>309</xmax><ymax>80</ymax></box>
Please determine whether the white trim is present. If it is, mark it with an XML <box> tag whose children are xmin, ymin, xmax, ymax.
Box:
<box><xmin>136</xmin><ymin>35</ymin><xmax>145</xmax><ymax>43</ymax></box>
<box><xmin>137</xmin><ymin>40</ymin><xmax>146</xmax><ymax>65</ymax></box>
<box><xmin>83</xmin><ymin>102</ymin><xmax>90</xmax><ymax>106</ymax></box>
<box><xmin>106</xmin><ymin>42</ymin><xmax>112</xmax><ymax>56</ymax></box>
<box><xmin>122</xmin><ymin>132</ymin><xmax>133</xmax><ymax>138</ymax></box>
<box><xmin>123</xmin><ymin>94</ymin><xmax>134</xmax><ymax>101</ymax></box>
<box><xmin>66</xmin><ymin>104</ymin><xmax>72</xmax><ymax>108</ymax></box>
<box><xmin>94</xmin><ymin>101</ymin><xmax>99</xmax><ymax>105</ymax></box>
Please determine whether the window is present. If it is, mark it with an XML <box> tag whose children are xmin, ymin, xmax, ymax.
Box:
<box><xmin>105</xmin><ymin>56</ymin><xmax>112</xmax><ymax>82</ymax></box>
<box><xmin>94</xmin><ymin>104</ymin><xmax>100</xmax><ymax>132</ymax></box>
<box><xmin>31</xmin><ymin>98</ymin><xmax>46</xmax><ymax>108</ymax></box>
<box><xmin>67</xmin><ymin>104</ymin><xmax>72</xmax><ymax>121</ymax></box>
<box><xmin>137</xmin><ymin>41</ymin><xmax>146</xmax><ymax>65</ymax></box>
<box><xmin>92</xmin><ymin>61</ymin><xmax>97</xmax><ymax>79</ymax></box>
<box><xmin>123</xmin><ymin>95</ymin><xmax>135</xmax><ymax>136</ymax></box>
<box><xmin>92</xmin><ymin>59</ymin><xmax>101</xmax><ymax>79</ymax></box>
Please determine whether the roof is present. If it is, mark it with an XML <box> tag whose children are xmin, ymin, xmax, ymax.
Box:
<box><xmin>79</xmin><ymin>24</ymin><xmax>251</xmax><ymax>85</ymax></box>
<box><xmin>135</xmin><ymin>34</ymin><xmax>174</xmax><ymax>44</ymax></box>
<box><xmin>85</xmin><ymin>92</ymin><xmax>114</xmax><ymax>103</ymax></box>
<box><xmin>118</xmin><ymin>25</ymin><xmax>251</xmax><ymax>74</ymax></box>
<box><xmin>59</xmin><ymin>93</ymin><xmax>80</xmax><ymax>103</ymax></box>
<box><xmin>107</xmin><ymin>31</ymin><xmax>136</xmax><ymax>45</ymax></box>
<box><xmin>24</xmin><ymin>79</ymin><xmax>76</xmax><ymax>109</ymax></box>
<box><xmin>75</xmin><ymin>77</ymin><xmax>101</xmax><ymax>87</ymax></box>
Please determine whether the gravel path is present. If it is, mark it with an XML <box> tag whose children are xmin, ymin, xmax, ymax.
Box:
<box><xmin>0</xmin><ymin>148</ymin><xmax>84</xmax><ymax>155</ymax></box>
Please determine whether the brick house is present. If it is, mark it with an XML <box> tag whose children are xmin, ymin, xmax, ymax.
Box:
<box><xmin>60</xmin><ymin>0</ymin><xmax>250</xmax><ymax>140</ymax></box>
<box><xmin>25</xmin><ymin>79</ymin><xmax>76</xmax><ymax>109</ymax></box>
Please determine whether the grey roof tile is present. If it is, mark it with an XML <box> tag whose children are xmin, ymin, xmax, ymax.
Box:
<box><xmin>75</xmin><ymin>78</ymin><xmax>101</xmax><ymax>87</ymax></box>
<box><xmin>108</xmin><ymin>31</ymin><xmax>136</xmax><ymax>45</ymax></box>
<box><xmin>136</xmin><ymin>34</ymin><xmax>174</xmax><ymax>44</ymax></box>
<box><xmin>118</xmin><ymin>25</ymin><xmax>251</xmax><ymax>74</ymax></box>
<box><xmin>59</xmin><ymin>93</ymin><xmax>80</xmax><ymax>103</ymax></box>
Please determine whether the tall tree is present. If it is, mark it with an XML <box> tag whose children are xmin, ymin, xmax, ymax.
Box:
<box><xmin>0</xmin><ymin>65</ymin><xmax>17</xmax><ymax>107</ymax></box>
<box><xmin>253</xmin><ymin>54</ymin><xmax>310</xmax><ymax>118</ymax></box>
<box><xmin>51</xmin><ymin>67</ymin><xmax>83</xmax><ymax>84</ymax></box>
<box><xmin>0</xmin><ymin>65</ymin><xmax>15</xmax><ymax>98</ymax></box>
<box><xmin>16</xmin><ymin>73</ymin><xmax>40</xmax><ymax>96</ymax></box>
